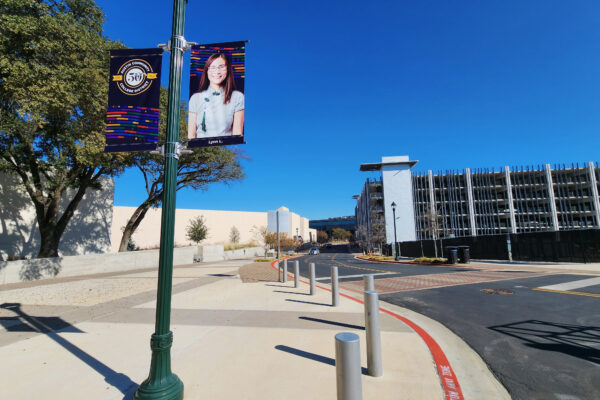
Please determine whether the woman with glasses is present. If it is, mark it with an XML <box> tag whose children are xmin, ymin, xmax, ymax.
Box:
<box><xmin>188</xmin><ymin>52</ymin><xmax>244</xmax><ymax>139</ymax></box>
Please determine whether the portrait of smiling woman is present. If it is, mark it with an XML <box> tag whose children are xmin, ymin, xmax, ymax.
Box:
<box><xmin>188</xmin><ymin>52</ymin><xmax>245</xmax><ymax>139</ymax></box>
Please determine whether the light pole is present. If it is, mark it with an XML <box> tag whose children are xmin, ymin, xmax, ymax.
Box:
<box><xmin>135</xmin><ymin>1</ymin><xmax>186</xmax><ymax>399</ymax></box>
<box><xmin>391</xmin><ymin>202</ymin><xmax>400</xmax><ymax>261</ymax></box>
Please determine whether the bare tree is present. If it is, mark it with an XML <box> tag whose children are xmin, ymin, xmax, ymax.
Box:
<box><xmin>421</xmin><ymin>205</ymin><xmax>444</xmax><ymax>258</ymax></box>
<box><xmin>229</xmin><ymin>226</ymin><xmax>240</xmax><ymax>243</ymax></box>
<box><xmin>369</xmin><ymin>220</ymin><xmax>386</xmax><ymax>254</ymax></box>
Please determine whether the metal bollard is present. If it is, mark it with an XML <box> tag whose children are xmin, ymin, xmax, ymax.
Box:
<box><xmin>309</xmin><ymin>263</ymin><xmax>316</xmax><ymax>295</ymax></box>
<box><xmin>331</xmin><ymin>266</ymin><xmax>339</xmax><ymax>307</ymax></box>
<box><xmin>283</xmin><ymin>259</ymin><xmax>288</xmax><ymax>283</ymax></box>
<box><xmin>335</xmin><ymin>332</ymin><xmax>363</xmax><ymax>400</ymax></box>
<box><xmin>294</xmin><ymin>260</ymin><xmax>299</xmax><ymax>288</ymax></box>
<box><xmin>364</xmin><ymin>290</ymin><xmax>382</xmax><ymax>377</ymax></box>
<box><xmin>363</xmin><ymin>274</ymin><xmax>374</xmax><ymax>292</ymax></box>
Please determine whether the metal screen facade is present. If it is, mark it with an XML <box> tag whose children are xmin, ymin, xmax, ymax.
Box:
<box><xmin>412</xmin><ymin>162</ymin><xmax>600</xmax><ymax>239</ymax></box>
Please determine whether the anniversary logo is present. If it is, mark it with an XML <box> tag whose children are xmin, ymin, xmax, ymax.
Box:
<box><xmin>104</xmin><ymin>48</ymin><xmax>163</xmax><ymax>153</ymax></box>
<box><xmin>187</xmin><ymin>41</ymin><xmax>247</xmax><ymax>148</ymax></box>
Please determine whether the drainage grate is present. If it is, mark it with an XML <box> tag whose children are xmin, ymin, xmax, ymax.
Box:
<box><xmin>480</xmin><ymin>288</ymin><xmax>514</xmax><ymax>295</ymax></box>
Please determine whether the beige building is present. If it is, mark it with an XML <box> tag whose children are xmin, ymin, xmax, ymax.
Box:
<box><xmin>0</xmin><ymin>172</ymin><xmax>315</xmax><ymax>258</ymax></box>
<box><xmin>111</xmin><ymin>206</ymin><xmax>316</xmax><ymax>252</ymax></box>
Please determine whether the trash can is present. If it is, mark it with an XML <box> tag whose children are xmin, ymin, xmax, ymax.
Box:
<box><xmin>445</xmin><ymin>247</ymin><xmax>458</xmax><ymax>264</ymax></box>
<box><xmin>457</xmin><ymin>246</ymin><xmax>470</xmax><ymax>264</ymax></box>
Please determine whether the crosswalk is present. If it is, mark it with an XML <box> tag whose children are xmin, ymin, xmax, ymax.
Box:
<box><xmin>534</xmin><ymin>277</ymin><xmax>600</xmax><ymax>298</ymax></box>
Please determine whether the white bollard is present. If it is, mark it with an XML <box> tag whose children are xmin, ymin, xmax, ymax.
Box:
<box><xmin>363</xmin><ymin>274</ymin><xmax>374</xmax><ymax>292</ymax></box>
<box><xmin>294</xmin><ymin>260</ymin><xmax>300</xmax><ymax>288</ymax></box>
<box><xmin>283</xmin><ymin>259</ymin><xmax>288</xmax><ymax>283</ymax></box>
<box><xmin>331</xmin><ymin>266</ymin><xmax>339</xmax><ymax>307</ymax></box>
<box><xmin>335</xmin><ymin>332</ymin><xmax>363</xmax><ymax>400</ymax></box>
<box><xmin>364</xmin><ymin>290</ymin><xmax>382</xmax><ymax>377</ymax></box>
<box><xmin>309</xmin><ymin>263</ymin><xmax>316</xmax><ymax>295</ymax></box>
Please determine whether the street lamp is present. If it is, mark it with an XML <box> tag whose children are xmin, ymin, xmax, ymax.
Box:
<box><xmin>391</xmin><ymin>202</ymin><xmax>400</xmax><ymax>261</ymax></box>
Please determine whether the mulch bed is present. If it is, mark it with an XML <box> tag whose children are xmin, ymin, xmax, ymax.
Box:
<box><xmin>238</xmin><ymin>262</ymin><xmax>279</xmax><ymax>283</ymax></box>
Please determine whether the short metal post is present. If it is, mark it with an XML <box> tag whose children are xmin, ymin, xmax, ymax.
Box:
<box><xmin>294</xmin><ymin>261</ymin><xmax>299</xmax><ymax>288</ymax></box>
<box><xmin>364</xmin><ymin>290</ymin><xmax>382</xmax><ymax>377</ymax></box>
<box><xmin>283</xmin><ymin>259</ymin><xmax>288</xmax><ymax>283</ymax></box>
<box><xmin>331</xmin><ymin>266</ymin><xmax>339</xmax><ymax>306</ymax></box>
<box><xmin>335</xmin><ymin>332</ymin><xmax>362</xmax><ymax>400</ymax></box>
<box><xmin>363</xmin><ymin>274</ymin><xmax>374</xmax><ymax>292</ymax></box>
<box><xmin>309</xmin><ymin>263</ymin><xmax>316</xmax><ymax>295</ymax></box>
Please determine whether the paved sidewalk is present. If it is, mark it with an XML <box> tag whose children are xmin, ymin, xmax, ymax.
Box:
<box><xmin>0</xmin><ymin>259</ymin><xmax>508</xmax><ymax>399</ymax></box>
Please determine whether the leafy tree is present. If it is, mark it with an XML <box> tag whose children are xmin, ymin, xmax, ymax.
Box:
<box><xmin>229</xmin><ymin>226</ymin><xmax>240</xmax><ymax>243</ymax></box>
<box><xmin>186</xmin><ymin>216</ymin><xmax>208</xmax><ymax>244</ymax></box>
<box><xmin>117</xmin><ymin>88</ymin><xmax>245</xmax><ymax>251</ymax></box>
<box><xmin>316</xmin><ymin>230</ymin><xmax>328</xmax><ymax>244</ymax></box>
<box><xmin>332</xmin><ymin>228</ymin><xmax>352</xmax><ymax>241</ymax></box>
<box><xmin>0</xmin><ymin>0</ymin><xmax>131</xmax><ymax>258</ymax></box>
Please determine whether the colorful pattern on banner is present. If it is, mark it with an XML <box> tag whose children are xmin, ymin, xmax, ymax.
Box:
<box><xmin>104</xmin><ymin>48</ymin><xmax>163</xmax><ymax>153</ymax></box>
<box><xmin>188</xmin><ymin>41</ymin><xmax>247</xmax><ymax>149</ymax></box>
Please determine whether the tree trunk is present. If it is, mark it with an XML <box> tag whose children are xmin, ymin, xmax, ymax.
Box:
<box><xmin>37</xmin><ymin>226</ymin><xmax>61</xmax><ymax>258</ymax></box>
<box><xmin>118</xmin><ymin>199</ymin><xmax>155</xmax><ymax>252</ymax></box>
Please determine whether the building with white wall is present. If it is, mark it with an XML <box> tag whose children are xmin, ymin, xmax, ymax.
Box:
<box><xmin>0</xmin><ymin>173</ymin><xmax>114</xmax><ymax>260</ymax></box>
<box><xmin>355</xmin><ymin>156</ymin><xmax>418</xmax><ymax>244</ymax></box>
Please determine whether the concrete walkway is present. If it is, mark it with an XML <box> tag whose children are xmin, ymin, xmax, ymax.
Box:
<box><xmin>0</xmin><ymin>259</ymin><xmax>509</xmax><ymax>399</ymax></box>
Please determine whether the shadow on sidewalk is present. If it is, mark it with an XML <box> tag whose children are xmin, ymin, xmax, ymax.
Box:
<box><xmin>0</xmin><ymin>303</ymin><xmax>137</xmax><ymax>397</ymax></box>
<box><xmin>286</xmin><ymin>299</ymin><xmax>330</xmax><ymax>307</ymax></box>
<box><xmin>275</xmin><ymin>345</ymin><xmax>368</xmax><ymax>375</ymax></box>
<box><xmin>299</xmin><ymin>316</ymin><xmax>364</xmax><ymax>330</ymax></box>
<box><xmin>273</xmin><ymin>290</ymin><xmax>310</xmax><ymax>295</ymax></box>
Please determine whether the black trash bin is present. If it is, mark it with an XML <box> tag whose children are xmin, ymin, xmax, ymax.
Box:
<box><xmin>445</xmin><ymin>247</ymin><xmax>458</xmax><ymax>264</ymax></box>
<box><xmin>457</xmin><ymin>246</ymin><xmax>470</xmax><ymax>264</ymax></box>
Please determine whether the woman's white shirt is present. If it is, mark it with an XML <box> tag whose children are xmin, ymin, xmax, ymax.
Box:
<box><xmin>189</xmin><ymin>89</ymin><xmax>244</xmax><ymax>138</ymax></box>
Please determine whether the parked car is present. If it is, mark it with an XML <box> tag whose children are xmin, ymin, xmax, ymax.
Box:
<box><xmin>325</xmin><ymin>243</ymin><xmax>333</xmax><ymax>248</ymax></box>
<box><xmin>309</xmin><ymin>247</ymin><xmax>320</xmax><ymax>255</ymax></box>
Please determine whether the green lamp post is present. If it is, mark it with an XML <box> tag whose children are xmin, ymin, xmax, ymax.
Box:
<box><xmin>134</xmin><ymin>0</ymin><xmax>187</xmax><ymax>399</ymax></box>
<box><xmin>391</xmin><ymin>202</ymin><xmax>400</xmax><ymax>261</ymax></box>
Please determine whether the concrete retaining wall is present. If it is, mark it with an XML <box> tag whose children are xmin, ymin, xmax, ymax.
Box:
<box><xmin>0</xmin><ymin>245</ymin><xmax>265</xmax><ymax>285</ymax></box>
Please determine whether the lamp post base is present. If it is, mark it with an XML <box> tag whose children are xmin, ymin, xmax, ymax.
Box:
<box><xmin>134</xmin><ymin>375</ymin><xmax>183</xmax><ymax>400</ymax></box>
<box><xmin>134</xmin><ymin>332</ymin><xmax>184</xmax><ymax>400</ymax></box>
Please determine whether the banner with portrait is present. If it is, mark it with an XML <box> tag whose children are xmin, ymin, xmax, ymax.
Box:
<box><xmin>104</xmin><ymin>48</ymin><xmax>163</xmax><ymax>153</ymax></box>
<box><xmin>188</xmin><ymin>41</ymin><xmax>246</xmax><ymax>148</ymax></box>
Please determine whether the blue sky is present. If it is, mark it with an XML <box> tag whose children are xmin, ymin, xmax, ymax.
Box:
<box><xmin>98</xmin><ymin>0</ymin><xmax>600</xmax><ymax>220</ymax></box>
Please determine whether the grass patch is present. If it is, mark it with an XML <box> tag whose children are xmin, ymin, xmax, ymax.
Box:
<box><xmin>362</xmin><ymin>255</ymin><xmax>394</xmax><ymax>261</ymax></box>
<box><xmin>254</xmin><ymin>258</ymin><xmax>275</xmax><ymax>262</ymax></box>
<box><xmin>224</xmin><ymin>242</ymin><xmax>259</xmax><ymax>251</ymax></box>
<box><xmin>413</xmin><ymin>257</ymin><xmax>447</xmax><ymax>264</ymax></box>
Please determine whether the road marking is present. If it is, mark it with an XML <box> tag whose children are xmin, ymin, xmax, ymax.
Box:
<box><xmin>537</xmin><ymin>277</ymin><xmax>600</xmax><ymax>291</ymax></box>
<box><xmin>332</xmin><ymin>260</ymin><xmax>391</xmax><ymax>274</ymax></box>
<box><xmin>315</xmin><ymin>272</ymin><xmax>394</xmax><ymax>281</ymax></box>
<box><xmin>533</xmin><ymin>288</ymin><xmax>600</xmax><ymax>298</ymax></box>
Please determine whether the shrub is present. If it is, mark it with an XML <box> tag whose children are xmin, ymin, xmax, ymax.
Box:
<box><xmin>413</xmin><ymin>257</ymin><xmax>447</xmax><ymax>264</ymax></box>
<box><xmin>186</xmin><ymin>216</ymin><xmax>208</xmax><ymax>244</ymax></box>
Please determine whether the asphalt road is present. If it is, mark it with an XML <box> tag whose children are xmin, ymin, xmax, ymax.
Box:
<box><xmin>290</xmin><ymin>246</ymin><xmax>600</xmax><ymax>400</ymax></box>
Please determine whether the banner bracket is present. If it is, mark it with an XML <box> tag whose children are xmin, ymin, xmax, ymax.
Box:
<box><xmin>158</xmin><ymin>37</ymin><xmax>197</xmax><ymax>53</ymax></box>
<box><xmin>150</xmin><ymin>141</ymin><xmax>193</xmax><ymax>160</ymax></box>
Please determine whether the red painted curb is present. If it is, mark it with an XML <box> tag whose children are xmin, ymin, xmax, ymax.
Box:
<box><xmin>269</xmin><ymin>259</ymin><xmax>465</xmax><ymax>400</ymax></box>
